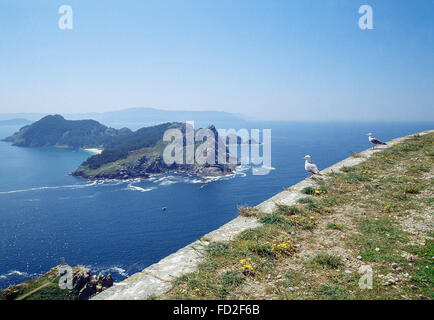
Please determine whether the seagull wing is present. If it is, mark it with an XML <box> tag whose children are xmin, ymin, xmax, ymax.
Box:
<box><xmin>371</xmin><ymin>138</ymin><xmax>386</xmax><ymax>145</ymax></box>
<box><xmin>306</xmin><ymin>162</ymin><xmax>320</xmax><ymax>174</ymax></box>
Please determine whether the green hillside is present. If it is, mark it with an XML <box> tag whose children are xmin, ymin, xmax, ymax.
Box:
<box><xmin>2</xmin><ymin>115</ymin><xmax>131</xmax><ymax>148</ymax></box>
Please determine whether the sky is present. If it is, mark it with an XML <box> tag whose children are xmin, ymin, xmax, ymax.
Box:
<box><xmin>0</xmin><ymin>0</ymin><xmax>433</xmax><ymax>121</ymax></box>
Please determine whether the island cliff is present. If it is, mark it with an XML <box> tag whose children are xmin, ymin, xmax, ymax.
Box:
<box><xmin>3</xmin><ymin>115</ymin><xmax>239</xmax><ymax>180</ymax></box>
<box><xmin>71</xmin><ymin>123</ymin><xmax>238</xmax><ymax>180</ymax></box>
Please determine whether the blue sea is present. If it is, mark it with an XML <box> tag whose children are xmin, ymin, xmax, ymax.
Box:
<box><xmin>0</xmin><ymin>121</ymin><xmax>432</xmax><ymax>289</ymax></box>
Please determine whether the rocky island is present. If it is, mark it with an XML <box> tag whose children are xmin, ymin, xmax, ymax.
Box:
<box><xmin>3</xmin><ymin>115</ymin><xmax>239</xmax><ymax>181</ymax></box>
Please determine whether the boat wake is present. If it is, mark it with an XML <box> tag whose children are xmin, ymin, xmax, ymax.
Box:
<box><xmin>0</xmin><ymin>182</ymin><xmax>98</xmax><ymax>195</ymax></box>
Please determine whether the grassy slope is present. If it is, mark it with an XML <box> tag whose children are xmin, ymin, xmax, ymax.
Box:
<box><xmin>75</xmin><ymin>141</ymin><xmax>169</xmax><ymax>176</ymax></box>
<box><xmin>0</xmin><ymin>266</ymin><xmax>82</xmax><ymax>300</ymax></box>
<box><xmin>76</xmin><ymin>136</ymin><xmax>221</xmax><ymax>177</ymax></box>
<box><xmin>163</xmin><ymin>132</ymin><xmax>433</xmax><ymax>300</ymax></box>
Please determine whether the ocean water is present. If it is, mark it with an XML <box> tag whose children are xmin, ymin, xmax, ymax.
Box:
<box><xmin>0</xmin><ymin>121</ymin><xmax>432</xmax><ymax>289</ymax></box>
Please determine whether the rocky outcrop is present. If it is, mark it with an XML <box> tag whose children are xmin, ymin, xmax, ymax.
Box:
<box><xmin>0</xmin><ymin>265</ymin><xmax>113</xmax><ymax>300</ymax></box>
<box><xmin>72</xmin><ymin>153</ymin><xmax>237</xmax><ymax>181</ymax></box>
<box><xmin>72</xmin><ymin>267</ymin><xmax>113</xmax><ymax>300</ymax></box>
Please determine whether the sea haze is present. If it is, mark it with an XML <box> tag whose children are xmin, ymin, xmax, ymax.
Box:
<box><xmin>0</xmin><ymin>121</ymin><xmax>432</xmax><ymax>288</ymax></box>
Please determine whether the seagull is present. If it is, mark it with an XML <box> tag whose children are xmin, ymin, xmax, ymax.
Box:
<box><xmin>366</xmin><ymin>133</ymin><xmax>387</xmax><ymax>149</ymax></box>
<box><xmin>303</xmin><ymin>155</ymin><xmax>322</xmax><ymax>176</ymax></box>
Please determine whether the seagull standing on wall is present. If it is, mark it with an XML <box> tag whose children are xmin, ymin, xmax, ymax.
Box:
<box><xmin>366</xmin><ymin>133</ymin><xmax>387</xmax><ymax>149</ymax></box>
<box><xmin>303</xmin><ymin>155</ymin><xmax>322</xmax><ymax>177</ymax></box>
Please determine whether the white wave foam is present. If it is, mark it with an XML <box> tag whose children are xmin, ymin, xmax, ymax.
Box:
<box><xmin>252</xmin><ymin>166</ymin><xmax>276</xmax><ymax>174</ymax></box>
<box><xmin>91</xmin><ymin>266</ymin><xmax>129</xmax><ymax>277</ymax></box>
<box><xmin>151</xmin><ymin>175</ymin><xmax>181</xmax><ymax>186</ymax></box>
<box><xmin>200</xmin><ymin>170</ymin><xmax>244</xmax><ymax>183</ymax></box>
<box><xmin>131</xmin><ymin>168</ymin><xmax>250</xmax><ymax>189</ymax></box>
<box><xmin>96</xmin><ymin>180</ymin><xmax>130</xmax><ymax>187</ymax></box>
<box><xmin>236</xmin><ymin>165</ymin><xmax>250</xmax><ymax>172</ymax></box>
<box><xmin>184</xmin><ymin>178</ymin><xmax>203</xmax><ymax>184</ymax></box>
<box><xmin>159</xmin><ymin>179</ymin><xmax>177</xmax><ymax>186</ymax></box>
<box><xmin>126</xmin><ymin>184</ymin><xmax>155</xmax><ymax>193</ymax></box>
<box><xmin>154</xmin><ymin>169</ymin><xmax>246</xmax><ymax>186</ymax></box>
<box><xmin>0</xmin><ymin>181</ymin><xmax>97</xmax><ymax>195</ymax></box>
<box><xmin>0</xmin><ymin>270</ymin><xmax>36</xmax><ymax>280</ymax></box>
<box><xmin>79</xmin><ymin>193</ymin><xmax>98</xmax><ymax>199</ymax></box>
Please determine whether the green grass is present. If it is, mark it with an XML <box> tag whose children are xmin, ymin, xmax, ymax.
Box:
<box><xmin>220</xmin><ymin>271</ymin><xmax>244</xmax><ymax>287</ymax></box>
<box><xmin>310</xmin><ymin>254</ymin><xmax>343</xmax><ymax>270</ymax></box>
<box><xmin>206</xmin><ymin>242</ymin><xmax>230</xmax><ymax>257</ymax></box>
<box><xmin>25</xmin><ymin>279</ymin><xmax>77</xmax><ymax>300</ymax></box>
<box><xmin>164</xmin><ymin>132</ymin><xmax>434</xmax><ymax>300</ymax></box>
<box><xmin>402</xmin><ymin>185</ymin><xmax>424</xmax><ymax>194</ymax></box>
<box><xmin>0</xmin><ymin>267</ymin><xmax>80</xmax><ymax>300</ymax></box>
<box><xmin>407</xmin><ymin>239</ymin><xmax>434</xmax><ymax>298</ymax></box>
<box><xmin>238</xmin><ymin>205</ymin><xmax>262</xmax><ymax>218</ymax></box>
<box><xmin>259</xmin><ymin>214</ymin><xmax>289</xmax><ymax>227</ymax></box>
<box><xmin>344</xmin><ymin>172</ymin><xmax>371</xmax><ymax>183</ymax></box>
<box><xmin>407</xmin><ymin>165</ymin><xmax>430</xmax><ymax>174</ymax></box>
<box><xmin>275</xmin><ymin>204</ymin><xmax>301</xmax><ymax>216</ymax></box>
<box><xmin>301</xmin><ymin>187</ymin><xmax>316</xmax><ymax>195</ymax></box>
<box><xmin>297</xmin><ymin>197</ymin><xmax>314</xmax><ymax>204</ymax></box>
<box><xmin>314</xmin><ymin>284</ymin><xmax>350</xmax><ymax>300</ymax></box>
<box><xmin>301</xmin><ymin>186</ymin><xmax>328</xmax><ymax>196</ymax></box>
<box><xmin>326</xmin><ymin>222</ymin><xmax>345</xmax><ymax>231</ymax></box>
<box><xmin>352</xmin><ymin>216</ymin><xmax>409</xmax><ymax>263</ymax></box>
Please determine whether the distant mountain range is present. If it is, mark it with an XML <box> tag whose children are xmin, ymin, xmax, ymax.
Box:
<box><xmin>0</xmin><ymin>107</ymin><xmax>246</xmax><ymax>128</ymax></box>
<box><xmin>3</xmin><ymin>115</ymin><xmax>238</xmax><ymax>180</ymax></box>
<box><xmin>0</xmin><ymin>118</ymin><xmax>33</xmax><ymax>126</ymax></box>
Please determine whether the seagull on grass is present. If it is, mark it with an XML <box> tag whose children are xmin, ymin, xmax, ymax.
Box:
<box><xmin>366</xmin><ymin>133</ymin><xmax>387</xmax><ymax>149</ymax></box>
<box><xmin>303</xmin><ymin>155</ymin><xmax>322</xmax><ymax>176</ymax></box>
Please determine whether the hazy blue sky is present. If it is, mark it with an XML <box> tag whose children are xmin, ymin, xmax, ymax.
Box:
<box><xmin>0</xmin><ymin>0</ymin><xmax>433</xmax><ymax>121</ymax></box>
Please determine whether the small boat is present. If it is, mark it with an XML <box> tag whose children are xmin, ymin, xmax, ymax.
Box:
<box><xmin>162</xmin><ymin>207</ymin><xmax>167</xmax><ymax>211</ymax></box>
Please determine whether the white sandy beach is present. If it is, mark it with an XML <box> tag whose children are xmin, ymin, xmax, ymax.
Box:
<box><xmin>83</xmin><ymin>148</ymin><xmax>103</xmax><ymax>155</ymax></box>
